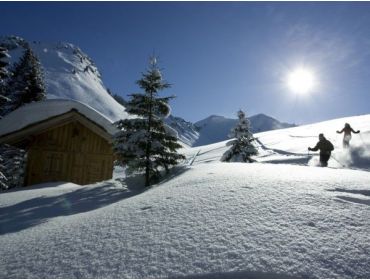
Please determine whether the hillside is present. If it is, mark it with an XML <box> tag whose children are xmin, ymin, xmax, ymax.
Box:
<box><xmin>0</xmin><ymin>36</ymin><xmax>128</xmax><ymax>122</ymax></box>
<box><xmin>185</xmin><ymin>113</ymin><xmax>370</xmax><ymax>170</ymax></box>
<box><xmin>1</xmin><ymin>113</ymin><xmax>369</xmax><ymax>278</ymax></box>
<box><xmin>164</xmin><ymin>115</ymin><xmax>200</xmax><ymax>146</ymax></box>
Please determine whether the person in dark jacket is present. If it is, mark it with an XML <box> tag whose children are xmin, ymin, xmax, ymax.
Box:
<box><xmin>336</xmin><ymin>123</ymin><xmax>360</xmax><ymax>148</ymax></box>
<box><xmin>308</xmin><ymin>133</ymin><xmax>334</xmax><ymax>167</ymax></box>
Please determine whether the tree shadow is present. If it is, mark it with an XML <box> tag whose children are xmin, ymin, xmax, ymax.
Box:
<box><xmin>154</xmin><ymin>165</ymin><xmax>190</xmax><ymax>186</ymax></box>
<box><xmin>0</xmin><ymin>180</ymin><xmax>144</xmax><ymax>235</ymax></box>
<box><xmin>262</xmin><ymin>157</ymin><xmax>310</xmax><ymax>166</ymax></box>
<box><xmin>179</xmin><ymin>269</ymin><xmax>298</xmax><ymax>279</ymax></box>
<box><xmin>327</xmin><ymin>188</ymin><xmax>370</xmax><ymax>206</ymax></box>
<box><xmin>1</xmin><ymin>181</ymin><xmax>74</xmax><ymax>193</ymax></box>
<box><xmin>335</xmin><ymin>196</ymin><xmax>370</xmax><ymax>207</ymax></box>
<box><xmin>327</xmin><ymin>188</ymin><xmax>370</xmax><ymax>197</ymax></box>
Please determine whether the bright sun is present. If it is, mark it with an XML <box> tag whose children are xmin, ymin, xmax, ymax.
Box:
<box><xmin>287</xmin><ymin>68</ymin><xmax>315</xmax><ymax>95</ymax></box>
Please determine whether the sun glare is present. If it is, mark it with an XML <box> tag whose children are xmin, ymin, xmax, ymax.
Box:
<box><xmin>287</xmin><ymin>68</ymin><xmax>315</xmax><ymax>95</ymax></box>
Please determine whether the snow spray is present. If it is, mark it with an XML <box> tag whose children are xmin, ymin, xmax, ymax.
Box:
<box><xmin>330</xmin><ymin>155</ymin><xmax>346</xmax><ymax>168</ymax></box>
<box><xmin>359</xmin><ymin>134</ymin><xmax>366</xmax><ymax>146</ymax></box>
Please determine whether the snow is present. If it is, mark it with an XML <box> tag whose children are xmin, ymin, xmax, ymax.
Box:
<box><xmin>1</xmin><ymin>163</ymin><xmax>370</xmax><ymax>278</ymax></box>
<box><xmin>1</xmin><ymin>113</ymin><xmax>370</xmax><ymax>278</ymax></box>
<box><xmin>0</xmin><ymin>99</ymin><xmax>119</xmax><ymax>137</ymax></box>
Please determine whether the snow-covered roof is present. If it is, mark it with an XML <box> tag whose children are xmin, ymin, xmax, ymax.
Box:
<box><xmin>0</xmin><ymin>99</ymin><xmax>119</xmax><ymax>137</ymax></box>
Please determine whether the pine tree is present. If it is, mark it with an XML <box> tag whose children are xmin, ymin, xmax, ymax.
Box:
<box><xmin>0</xmin><ymin>45</ymin><xmax>37</xmax><ymax>190</ymax></box>
<box><xmin>1</xmin><ymin>45</ymin><xmax>46</xmax><ymax>117</ymax></box>
<box><xmin>0</xmin><ymin>46</ymin><xmax>10</xmax><ymax>83</ymax></box>
<box><xmin>0</xmin><ymin>144</ymin><xmax>25</xmax><ymax>190</ymax></box>
<box><xmin>0</xmin><ymin>46</ymin><xmax>11</xmax><ymax>107</ymax></box>
<box><xmin>221</xmin><ymin>109</ymin><xmax>258</xmax><ymax>162</ymax></box>
<box><xmin>114</xmin><ymin>58</ymin><xmax>185</xmax><ymax>186</ymax></box>
<box><xmin>0</xmin><ymin>152</ymin><xmax>7</xmax><ymax>190</ymax></box>
<box><xmin>0</xmin><ymin>46</ymin><xmax>10</xmax><ymax>189</ymax></box>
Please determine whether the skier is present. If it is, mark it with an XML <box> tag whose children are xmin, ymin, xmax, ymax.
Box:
<box><xmin>336</xmin><ymin>123</ymin><xmax>360</xmax><ymax>148</ymax></box>
<box><xmin>308</xmin><ymin>133</ymin><xmax>334</xmax><ymax>167</ymax></box>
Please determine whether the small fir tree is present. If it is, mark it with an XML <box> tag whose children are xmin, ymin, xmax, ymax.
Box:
<box><xmin>1</xmin><ymin>46</ymin><xmax>46</xmax><ymax>117</ymax></box>
<box><xmin>114</xmin><ymin>57</ymin><xmax>185</xmax><ymax>186</ymax></box>
<box><xmin>221</xmin><ymin>109</ymin><xmax>258</xmax><ymax>162</ymax></box>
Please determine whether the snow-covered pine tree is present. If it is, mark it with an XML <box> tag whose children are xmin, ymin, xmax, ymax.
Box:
<box><xmin>0</xmin><ymin>46</ymin><xmax>10</xmax><ymax>82</ymax></box>
<box><xmin>114</xmin><ymin>58</ymin><xmax>185</xmax><ymax>186</ymax></box>
<box><xmin>1</xmin><ymin>45</ymin><xmax>46</xmax><ymax>117</ymax></box>
<box><xmin>0</xmin><ymin>46</ymin><xmax>10</xmax><ymax>189</ymax></box>
<box><xmin>0</xmin><ymin>46</ymin><xmax>11</xmax><ymax>109</ymax></box>
<box><xmin>0</xmin><ymin>154</ymin><xmax>7</xmax><ymax>190</ymax></box>
<box><xmin>0</xmin><ymin>144</ymin><xmax>25</xmax><ymax>190</ymax></box>
<box><xmin>221</xmin><ymin>109</ymin><xmax>258</xmax><ymax>163</ymax></box>
<box><xmin>0</xmin><ymin>45</ymin><xmax>32</xmax><ymax>190</ymax></box>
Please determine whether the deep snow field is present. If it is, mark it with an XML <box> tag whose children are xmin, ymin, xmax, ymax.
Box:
<box><xmin>1</xmin><ymin>114</ymin><xmax>370</xmax><ymax>278</ymax></box>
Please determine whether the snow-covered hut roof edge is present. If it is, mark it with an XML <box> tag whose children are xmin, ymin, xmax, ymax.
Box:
<box><xmin>0</xmin><ymin>99</ymin><xmax>120</xmax><ymax>137</ymax></box>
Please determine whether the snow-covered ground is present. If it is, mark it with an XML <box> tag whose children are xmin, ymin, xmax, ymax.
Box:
<box><xmin>1</xmin><ymin>114</ymin><xmax>370</xmax><ymax>278</ymax></box>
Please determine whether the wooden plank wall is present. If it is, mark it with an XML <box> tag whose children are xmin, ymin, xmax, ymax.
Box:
<box><xmin>26</xmin><ymin>121</ymin><xmax>114</xmax><ymax>185</ymax></box>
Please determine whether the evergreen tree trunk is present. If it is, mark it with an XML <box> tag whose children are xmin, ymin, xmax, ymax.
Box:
<box><xmin>145</xmin><ymin>90</ymin><xmax>154</xmax><ymax>187</ymax></box>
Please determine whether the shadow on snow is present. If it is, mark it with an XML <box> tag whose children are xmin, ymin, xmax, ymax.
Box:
<box><xmin>327</xmin><ymin>188</ymin><xmax>370</xmax><ymax>207</ymax></box>
<box><xmin>0</xmin><ymin>166</ymin><xmax>191</xmax><ymax>235</ymax></box>
<box><xmin>0</xmin><ymin>180</ymin><xmax>141</xmax><ymax>235</ymax></box>
<box><xmin>179</xmin><ymin>269</ymin><xmax>298</xmax><ymax>279</ymax></box>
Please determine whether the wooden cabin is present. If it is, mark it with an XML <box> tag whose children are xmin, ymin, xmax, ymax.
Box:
<box><xmin>0</xmin><ymin>100</ymin><xmax>119</xmax><ymax>186</ymax></box>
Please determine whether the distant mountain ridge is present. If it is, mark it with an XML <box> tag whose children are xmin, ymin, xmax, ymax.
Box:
<box><xmin>166</xmin><ymin>114</ymin><xmax>296</xmax><ymax>147</ymax></box>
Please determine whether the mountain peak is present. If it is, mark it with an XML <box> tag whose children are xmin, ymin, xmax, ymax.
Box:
<box><xmin>166</xmin><ymin>113</ymin><xmax>296</xmax><ymax>147</ymax></box>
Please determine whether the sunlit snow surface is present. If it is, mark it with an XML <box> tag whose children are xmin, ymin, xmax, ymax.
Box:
<box><xmin>1</xmin><ymin>114</ymin><xmax>370</xmax><ymax>278</ymax></box>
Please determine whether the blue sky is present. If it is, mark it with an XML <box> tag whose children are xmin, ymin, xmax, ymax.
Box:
<box><xmin>1</xmin><ymin>2</ymin><xmax>370</xmax><ymax>124</ymax></box>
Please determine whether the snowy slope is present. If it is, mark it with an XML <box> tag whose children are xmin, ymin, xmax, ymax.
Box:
<box><xmin>0</xmin><ymin>36</ymin><xmax>128</xmax><ymax>122</ymax></box>
<box><xmin>185</xmin><ymin>113</ymin><xmax>370</xmax><ymax>170</ymax></box>
<box><xmin>164</xmin><ymin>115</ymin><xmax>199</xmax><ymax>146</ymax></box>
<box><xmin>1</xmin><ymin>113</ymin><xmax>370</xmax><ymax>278</ymax></box>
